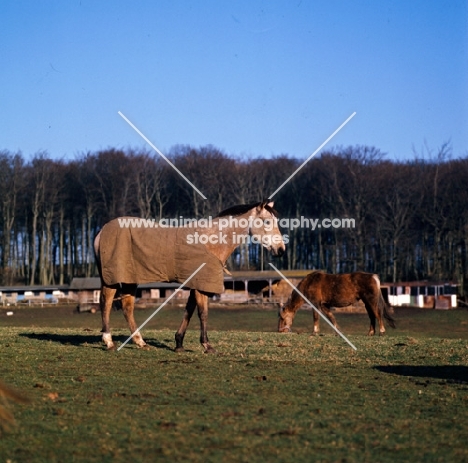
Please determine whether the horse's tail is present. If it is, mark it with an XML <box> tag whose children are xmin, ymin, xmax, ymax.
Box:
<box><xmin>379</xmin><ymin>291</ymin><xmax>396</xmax><ymax>329</ymax></box>
<box><xmin>93</xmin><ymin>230</ymin><xmax>104</xmax><ymax>281</ymax></box>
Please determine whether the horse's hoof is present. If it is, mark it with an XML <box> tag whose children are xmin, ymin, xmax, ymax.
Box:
<box><xmin>310</xmin><ymin>332</ymin><xmax>318</xmax><ymax>337</ymax></box>
<box><xmin>174</xmin><ymin>347</ymin><xmax>185</xmax><ymax>353</ymax></box>
<box><xmin>203</xmin><ymin>345</ymin><xmax>217</xmax><ymax>354</ymax></box>
<box><xmin>106</xmin><ymin>345</ymin><xmax>116</xmax><ymax>351</ymax></box>
<box><xmin>139</xmin><ymin>344</ymin><xmax>150</xmax><ymax>350</ymax></box>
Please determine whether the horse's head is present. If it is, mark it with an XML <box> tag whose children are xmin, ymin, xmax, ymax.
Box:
<box><xmin>278</xmin><ymin>303</ymin><xmax>294</xmax><ymax>333</ymax></box>
<box><xmin>249</xmin><ymin>201</ymin><xmax>285</xmax><ymax>257</ymax></box>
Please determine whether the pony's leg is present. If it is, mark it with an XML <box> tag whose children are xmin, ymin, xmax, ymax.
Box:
<box><xmin>121</xmin><ymin>285</ymin><xmax>147</xmax><ymax>348</ymax></box>
<box><xmin>375</xmin><ymin>305</ymin><xmax>386</xmax><ymax>336</ymax></box>
<box><xmin>363</xmin><ymin>300</ymin><xmax>378</xmax><ymax>336</ymax></box>
<box><xmin>100</xmin><ymin>285</ymin><xmax>117</xmax><ymax>350</ymax></box>
<box><xmin>311</xmin><ymin>308</ymin><xmax>320</xmax><ymax>335</ymax></box>
<box><xmin>321</xmin><ymin>304</ymin><xmax>339</xmax><ymax>335</ymax></box>
<box><xmin>174</xmin><ymin>290</ymin><xmax>197</xmax><ymax>352</ymax></box>
<box><xmin>195</xmin><ymin>291</ymin><xmax>214</xmax><ymax>353</ymax></box>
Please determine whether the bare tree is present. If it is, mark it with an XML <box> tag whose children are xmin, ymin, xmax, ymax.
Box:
<box><xmin>374</xmin><ymin>161</ymin><xmax>420</xmax><ymax>282</ymax></box>
<box><xmin>132</xmin><ymin>151</ymin><xmax>171</xmax><ymax>219</ymax></box>
<box><xmin>0</xmin><ymin>151</ymin><xmax>24</xmax><ymax>285</ymax></box>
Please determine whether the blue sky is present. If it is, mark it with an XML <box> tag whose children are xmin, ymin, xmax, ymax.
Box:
<box><xmin>1</xmin><ymin>0</ymin><xmax>467</xmax><ymax>161</ymax></box>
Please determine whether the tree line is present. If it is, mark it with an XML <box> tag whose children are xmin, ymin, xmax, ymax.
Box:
<box><xmin>0</xmin><ymin>143</ymin><xmax>467</xmax><ymax>296</ymax></box>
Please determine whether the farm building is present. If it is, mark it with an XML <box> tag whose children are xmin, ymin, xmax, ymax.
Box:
<box><xmin>0</xmin><ymin>273</ymin><xmax>459</xmax><ymax>309</ymax></box>
<box><xmin>68</xmin><ymin>271</ymin><xmax>311</xmax><ymax>306</ymax></box>
<box><xmin>68</xmin><ymin>278</ymin><xmax>187</xmax><ymax>307</ymax></box>
<box><xmin>0</xmin><ymin>274</ymin><xmax>301</xmax><ymax>307</ymax></box>
<box><xmin>222</xmin><ymin>273</ymin><xmax>459</xmax><ymax>309</ymax></box>
<box><xmin>0</xmin><ymin>285</ymin><xmax>69</xmax><ymax>306</ymax></box>
<box><xmin>381</xmin><ymin>281</ymin><xmax>458</xmax><ymax>309</ymax></box>
<box><xmin>222</xmin><ymin>269</ymin><xmax>311</xmax><ymax>303</ymax></box>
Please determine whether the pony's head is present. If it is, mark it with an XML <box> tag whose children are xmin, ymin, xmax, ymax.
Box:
<box><xmin>248</xmin><ymin>201</ymin><xmax>285</xmax><ymax>257</ymax></box>
<box><xmin>278</xmin><ymin>302</ymin><xmax>295</xmax><ymax>332</ymax></box>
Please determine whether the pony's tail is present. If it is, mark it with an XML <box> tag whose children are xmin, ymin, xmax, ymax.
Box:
<box><xmin>379</xmin><ymin>292</ymin><xmax>396</xmax><ymax>329</ymax></box>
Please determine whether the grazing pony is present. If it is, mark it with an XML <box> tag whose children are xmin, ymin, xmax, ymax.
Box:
<box><xmin>94</xmin><ymin>201</ymin><xmax>285</xmax><ymax>352</ymax></box>
<box><xmin>278</xmin><ymin>271</ymin><xmax>395</xmax><ymax>336</ymax></box>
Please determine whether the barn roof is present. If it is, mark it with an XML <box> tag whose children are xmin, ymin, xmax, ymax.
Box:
<box><xmin>69</xmin><ymin>278</ymin><xmax>181</xmax><ymax>290</ymax></box>
<box><xmin>0</xmin><ymin>285</ymin><xmax>68</xmax><ymax>292</ymax></box>
<box><xmin>225</xmin><ymin>269</ymin><xmax>311</xmax><ymax>281</ymax></box>
<box><xmin>69</xmin><ymin>278</ymin><xmax>101</xmax><ymax>290</ymax></box>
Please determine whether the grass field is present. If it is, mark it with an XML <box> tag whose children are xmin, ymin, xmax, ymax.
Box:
<box><xmin>1</xmin><ymin>305</ymin><xmax>467</xmax><ymax>463</ymax></box>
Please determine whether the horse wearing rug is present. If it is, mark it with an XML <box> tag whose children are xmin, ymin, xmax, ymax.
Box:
<box><xmin>278</xmin><ymin>271</ymin><xmax>395</xmax><ymax>336</ymax></box>
<box><xmin>94</xmin><ymin>201</ymin><xmax>285</xmax><ymax>352</ymax></box>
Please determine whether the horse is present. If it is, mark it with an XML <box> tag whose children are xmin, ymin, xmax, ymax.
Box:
<box><xmin>278</xmin><ymin>271</ymin><xmax>395</xmax><ymax>336</ymax></box>
<box><xmin>94</xmin><ymin>200</ymin><xmax>286</xmax><ymax>352</ymax></box>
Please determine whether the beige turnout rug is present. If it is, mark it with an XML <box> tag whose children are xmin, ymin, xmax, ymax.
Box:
<box><xmin>99</xmin><ymin>219</ymin><xmax>225</xmax><ymax>294</ymax></box>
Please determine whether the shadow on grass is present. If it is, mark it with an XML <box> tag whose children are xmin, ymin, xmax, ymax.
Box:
<box><xmin>375</xmin><ymin>365</ymin><xmax>468</xmax><ymax>384</ymax></box>
<box><xmin>19</xmin><ymin>332</ymin><xmax>173</xmax><ymax>351</ymax></box>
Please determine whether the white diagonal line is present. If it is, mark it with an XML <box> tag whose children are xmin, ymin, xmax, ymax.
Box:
<box><xmin>269</xmin><ymin>112</ymin><xmax>356</xmax><ymax>199</ymax></box>
<box><xmin>118</xmin><ymin>111</ymin><xmax>207</xmax><ymax>199</ymax></box>
<box><xmin>269</xmin><ymin>263</ymin><xmax>357</xmax><ymax>351</ymax></box>
<box><xmin>117</xmin><ymin>263</ymin><xmax>207</xmax><ymax>351</ymax></box>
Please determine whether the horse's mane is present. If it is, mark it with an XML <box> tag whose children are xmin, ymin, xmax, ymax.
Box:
<box><xmin>217</xmin><ymin>201</ymin><xmax>279</xmax><ymax>218</ymax></box>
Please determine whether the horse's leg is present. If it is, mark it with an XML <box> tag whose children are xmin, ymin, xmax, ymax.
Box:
<box><xmin>377</xmin><ymin>316</ymin><xmax>386</xmax><ymax>336</ymax></box>
<box><xmin>311</xmin><ymin>306</ymin><xmax>320</xmax><ymax>335</ymax></box>
<box><xmin>195</xmin><ymin>291</ymin><xmax>214</xmax><ymax>353</ymax></box>
<box><xmin>321</xmin><ymin>304</ymin><xmax>339</xmax><ymax>335</ymax></box>
<box><xmin>373</xmin><ymin>297</ymin><xmax>386</xmax><ymax>336</ymax></box>
<box><xmin>174</xmin><ymin>290</ymin><xmax>197</xmax><ymax>353</ymax></box>
<box><xmin>100</xmin><ymin>285</ymin><xmax>117</xmax><ymax>350</ymax></box>
<box><xmin>121</xmin><ymin>284</ymin><xmax>148</xmax><ymax>348</ymax></box>
<box><xmin>362</xmin><ymin>298</ymin><xmax>377</xmax><ymax>336</ymax></box>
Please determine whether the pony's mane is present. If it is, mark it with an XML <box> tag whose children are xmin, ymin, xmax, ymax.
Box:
<box><xmin>216</xmin><ymin>201</ymin><xmax>279</xmax><ymax>218</ymax></box>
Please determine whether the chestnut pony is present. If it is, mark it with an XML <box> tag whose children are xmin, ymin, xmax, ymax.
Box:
<box><xmin>278</xmin><ymin>271</ymin><xmax>395</xmax><ymax>336</ymax></box>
